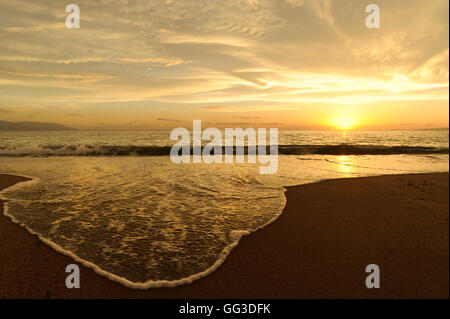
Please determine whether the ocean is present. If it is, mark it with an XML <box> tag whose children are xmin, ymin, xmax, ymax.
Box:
<box><xmin>0</xmin><ymin>130</ymin><xmax>448</xmax><ymax>288</ymax></box>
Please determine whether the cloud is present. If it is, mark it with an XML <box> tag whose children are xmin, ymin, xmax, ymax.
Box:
<box><xmin>156</xmin><ymin>117</ymin><xmax>181</xmax><ymax>122</ymax></box>
<box><xmin>233</xmin><ymin>116</ymin><xmax>262</xmax><ymax>120</ymax></box>
<box><xmin>205</xmin><ymin>121</ymin><xmax>284</xmax><ymax>126</ymax></box>
<box><xmin>0</xmin><ymin>0</ymin><xmax>447</xmax><ymax>128</ymax></box>
<box><xmin>115</xmin><ymin>57</ymin><xmax>184</xmax><ymax>67</ymax></box>
<box><xmin>200</xmin><ymin>106</ymin><xmax>236</xmax><ymax>111</ymax></box>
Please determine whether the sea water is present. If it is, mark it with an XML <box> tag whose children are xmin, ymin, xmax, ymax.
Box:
<box><xmin>0</xmin><ymin>130</ymin><xmax>448</xmax><ymax>288</ymax></box>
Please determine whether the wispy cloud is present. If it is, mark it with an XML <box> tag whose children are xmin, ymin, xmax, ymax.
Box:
<box><xmin>200</xmin><ymin>106</ymin><xmax>237</xmax><ymax>111</ymax></box>
<box><xmin>0</xmin><ymin>0</ymin><xmax>448</xmax><ymax>129</ymax></box>
<box><xmin>205</xmin><ymin>121</ymin><xmax>284</xmax><ymax>126</ymax></box>
<box><xmin>157</xmin><ymin>117</ymin><xmax>181</xmax><ymax>122</ymax></box>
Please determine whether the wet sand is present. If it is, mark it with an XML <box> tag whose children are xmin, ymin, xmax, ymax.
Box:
<box><xmin>0</xmin><ymin>172</ymin><xmax>448</xmax><ymax>298</ymax></box>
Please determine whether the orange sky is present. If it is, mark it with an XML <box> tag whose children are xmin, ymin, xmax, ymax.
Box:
<box><xmin>0</xmin><ymin>0</ymin><xmax>448</xmax><ymax>130</ymax></box>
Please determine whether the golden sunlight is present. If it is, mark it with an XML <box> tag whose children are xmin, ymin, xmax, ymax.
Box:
<box><xmin>331</xmin><ymin>116</ymin><xmax>358</xmax><ymax>130</ymax></box>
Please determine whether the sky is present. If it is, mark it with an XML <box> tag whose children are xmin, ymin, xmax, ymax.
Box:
<box><xmin>0</xmin><ymin>0</ymin><xmax>448</xmax><ymax>130</ymax></box>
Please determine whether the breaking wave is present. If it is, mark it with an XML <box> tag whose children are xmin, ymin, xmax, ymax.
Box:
<box><xmin>0</xmin><ymin>144</ymin><xmax>448</xmax><ymax>157</ymax></box>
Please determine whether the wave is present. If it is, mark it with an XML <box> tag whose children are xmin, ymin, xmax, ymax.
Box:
<box><xmin>0</xmin><ymin>173</ymin><xmax>286</xmax><ymax>289</ymax></box>
<box><xmin>0</xmin><ymin>144</ymin><xmax>448</xmax><ymax>157</ymax></box>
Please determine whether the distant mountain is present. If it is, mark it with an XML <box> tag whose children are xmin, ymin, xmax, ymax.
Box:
<box><xmin>0</xmin><ymin>120</ymin><xmax>74</xmax><ymax>131</ymax></box>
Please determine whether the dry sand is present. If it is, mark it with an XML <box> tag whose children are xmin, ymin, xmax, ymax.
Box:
<box><xmin>0</xmin><ymin>172</ymin><xmax>448</xmax><ymax>298</ymax></box>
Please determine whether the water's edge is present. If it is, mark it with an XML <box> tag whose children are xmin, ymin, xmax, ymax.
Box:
<box><xmin>0</xmin><ymin>173</ymin><xmax>286</xmax><ymax>289</ymax></box>
<box><xmin>2</xmin><ymin>170</ymin><xmax>447</xmax><ymax>289</ymax></box>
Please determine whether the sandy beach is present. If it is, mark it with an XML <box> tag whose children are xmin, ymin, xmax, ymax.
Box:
<box><xmin>0</xmin><ymin>172</ymin><xmax>448</xmax><ymax>299</ymax></box>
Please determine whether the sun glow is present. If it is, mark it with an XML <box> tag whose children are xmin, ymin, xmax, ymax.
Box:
<box><xmin>331</xmin><ymin>116</ymin><xmax>357</xmax><ymax>130</ymax></box>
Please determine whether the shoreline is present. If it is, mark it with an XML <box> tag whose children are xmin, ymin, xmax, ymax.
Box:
<box><xmin>0</xmin><ymin>173</ymin><xmax>284</xmax><ymax>290</ymax></box>
<box><xmin>0</xmin><ymin>172</ymin><xmax>448</xmax><ymax>298</ymax></box>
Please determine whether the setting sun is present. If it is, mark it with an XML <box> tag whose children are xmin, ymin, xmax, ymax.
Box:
<box><xmin>331</xmin><ymin>116</ymin><xmax>358</xmax><ymax>130</ymax></box>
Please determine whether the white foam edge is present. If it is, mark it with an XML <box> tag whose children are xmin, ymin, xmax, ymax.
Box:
<box><xmin>0</xmin><ymin>172</ymin><xmax>287</xmax><ymax>289</ymax></box>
